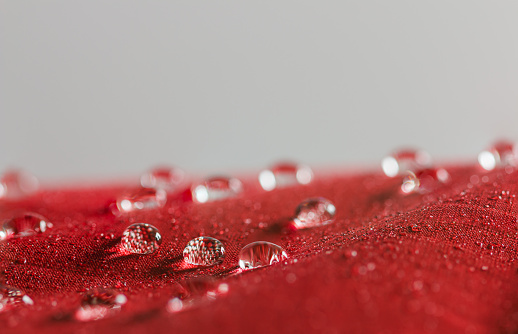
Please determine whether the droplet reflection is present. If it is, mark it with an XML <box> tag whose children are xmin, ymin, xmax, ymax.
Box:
<box><xmin>239</xmin><ymin>241</ymin><xmax>288</xmax><ymax>270</ymax></box>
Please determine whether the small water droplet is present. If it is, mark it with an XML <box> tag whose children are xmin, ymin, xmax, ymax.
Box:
<box><xmin>0</xmin><ymin>170</ymin><xmax>39</xmax><ymax>199</ymax></box>
<box><xmin>183</xmin><ymin>237</ymin><xmax>225</xmax><ymax>266</ymax></box>
<box><xmin>381</xmin><ymin>149</ymin><xmax>432</xmax><ymax>177</ymax></box>
<box><xmin>116</xmin><ymin>188</ymin><xmax>167</xmax><ymax>213</ymax></box>
<box><xmin>140</xmin><ymin>166</ymin><xmax>185</xmax><ymax>191</ymax></box>
<box><xmin>74</xmin><ymin>288</ymin><xmax>127</xmax><ymax>322</ymax></box>
<box><xmin>478</xmin><ymin>140</ymin><xmax>517</xmax><ymax>171</ymax></box>
<box><xmin>0</xmin><ymin>213</ymin><xmax>50</xmax><ymax>240</ymax></box>
<box><xmin>293</xmin><ymin>198</ymin><xmax>336</xmax><ymax>229</ymax></box>
<box><xmin>0</xmin><ymin>285</ymin><xmax>33</xmax><ymax>312</ymax></box>
<box><xmin>239</xmin><ymin>241</ymin><xmax>288</xmax><ymax>270</ymax></box>
<box><xmin>259</xmin><ymin>162</ymin><xmax>313</xmax><ymax>191</ymax></box>
<box><xmin>401</xmin><ymin>168</ymin><xmax>450</xmax><ymax>194</ymax></box>
<box><xmin>121</xmin><ymin>223</ymin><xmax>162</xmax><ymax>254</ymax></box>
<box><xmin>192</xmin><ymin>176</ymin><xmax>242</xmax><ymax>203</ymax></box>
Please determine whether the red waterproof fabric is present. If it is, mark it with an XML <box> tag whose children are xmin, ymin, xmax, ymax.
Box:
<box><xmin>1</xmin><ymin>164</ymin><xmax>518</xmax><ymax>333</ymax></box>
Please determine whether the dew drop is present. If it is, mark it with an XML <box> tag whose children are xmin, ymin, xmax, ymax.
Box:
<box><xmin>401</xmin><ymin>168</ymin><xmax>450</xmax><ymax>194</ymax></box>
<box><xmin>0</xmin><ymin>170</ymin><xmax>39</xmax><ymax>199</ymax></box>
<box><xmin>140</xmin><ymin>166</ymin><xmax>185</xmax><ymax>191</ymax></box>
<box><xmin>239</xmin><ymin>241</ymin><xmax>288</xmax><ymax>270</ymax></box>
<box><xmin>293</xmin><ymin>197</ymin><xmax>336</xmax><ymax>229</ymax></box>
<box><xmin>75</xmin><ymin>288</ymin><xmax>127</xmax><ymax>322</ymax></box>
<box><xmin>0</xmin><ymin>213</ymin><xmax>50</xmax><ymax>241</ymax></box>
<box><xmin>381</xmin><ymin>149</ymin><xmax>432</xmax><ymax>177</ymax></box>
<box><xmin>0</xmin><ymin>285</ymin><xmax>33</xmax><ymax>312</ymax></box>
<box><xmin>192</xmin><ymin>176</ymin><xmax>242</xmax><ymax>203</ymax></box>
<box><xmin>259</xmin><ymin>162</ymin><xmax>313</xmax><ymax>191</ymax></box>
<box><xmin>121</xmin><ymin>223</ymin><xmax>162</xmax><ymax>254</ymax></box>
<box><xmin>478</xmin><ymin>140</ymin><xmax>517</xmax><ymax>171</ymax></box>
<box><xmin>116</xmin><ymin>188</ymin><xmax>167</xmax><ymax>213</ymax></box>
<box><xmin>183</xmin><ymin>237</ymin><xmax>225</xmax><ymax>266</ymax></box>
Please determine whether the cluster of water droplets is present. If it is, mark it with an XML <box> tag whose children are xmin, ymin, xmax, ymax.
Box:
<box><xmin>0</xmin><ymin>143</ymin><xmax>512</xmax><ymax>321</ymax></box>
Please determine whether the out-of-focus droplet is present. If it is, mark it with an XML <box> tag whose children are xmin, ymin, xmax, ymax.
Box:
<box><xmin>0</xmin><ymin>213</ymin><xmax>50</xmax><ymax>241</ymax></box>
<box><xmin>0</xmin><ymin>170</ymin><xmax>39</xmax><ymax>199</ymax></box>
<box><xmin>401</xmin><ymin>168</ymin><xmax>450</xmax><ymax>194</ymax></box>
<box><xmin>183</xmin><ymin>237</ymin><xmax>225</xmax><ymax>266</ymax></box>
<box><xmin>259</xmin><ymin>162</ymin><xmax>313</xmax><ymax>191</ymax></box>
<box><xmin>140</xmin><ymin>166</ymin><xmax>185</xmax><ymax>191</ymax></box>
<box><xmin>239</xmin><ymin>241</ymin><xmax>288</xmax><ymax>270</ymax></box>
<box><xmin>74</xmin><ymin>288</ymin><xmax>127</xmax><ymax>322</ymax></box>
<box><xmin>121</xmin><ymin>223</ymin><xmax>162</xmax><ymax>254</ymax></box>
<box><xmin>192</xmin><ymin>177</ymin><xmax>242</xmax><ymax>203</ymax></box>
<box><xmin>478</xmin><ymin>140</ymin><xmax>517</xmax><ymax>171</ymax></box>
<box><xmin>381</xmin><ymin>149</ymin><xmax>432</xmax><ymax>177</ymax></box>
<box><xmin>293</xmin><ymin>197</ymin><xmax>336</xmax><ymax>229</ymax></box>
<box><xmin>0</xmin><ymin>285</ymin><xmax>33</xmax><ymax>312</ymax></box>
<box><xmin>116</xmin><ymin>188</ymin><xmax>167</xmax><ymax>213</ymax></box>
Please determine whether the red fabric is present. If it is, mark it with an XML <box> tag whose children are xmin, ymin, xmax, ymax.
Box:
<box><xmin>1</xmin><ymin>164</ymin><xmax>518</xmax><ymax>333</ymax></box>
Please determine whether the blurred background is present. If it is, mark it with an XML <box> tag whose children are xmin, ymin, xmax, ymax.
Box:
<box><xmin>1</xmin><ymin>1</ymin><xmax>517</xmax><ymax>181</ymax></box>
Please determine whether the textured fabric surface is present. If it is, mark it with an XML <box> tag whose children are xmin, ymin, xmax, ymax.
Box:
<box><xmin>1</xmin><ymin>164</ymin><xmax>518</xmax><ymax>333</ymax></box>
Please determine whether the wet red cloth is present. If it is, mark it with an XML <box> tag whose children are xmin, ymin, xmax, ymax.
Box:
<box><xmin>1</xmin><ymin>164</ymin><xmax>518</xmax><ymax>333</ymax></box>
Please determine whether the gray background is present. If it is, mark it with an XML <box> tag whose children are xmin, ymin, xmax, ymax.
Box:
<box><xmin>1</xmin><ymin>1</ymin><xmax>517</xmax><ymax>181</ymax></box>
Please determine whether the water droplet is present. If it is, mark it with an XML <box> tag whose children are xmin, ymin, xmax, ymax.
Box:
<box><xmin>239</xmin><ymin>241</ymin><xmax>288</xmax><ymax>270</ymax></box>
<box><xmin>259</xmin><ymin>162</ymin><xmax>313</xmax><ymax>191</ymax></box>
<box><xmin>192</xmin><ymin>176</ymin><xmax>243</xmax><ymax>203</ymax></box>
<box><xmin>74</xmin><ymin>288</ymin><xmax>127</xmax><ymax>322</ymax></box>
<box><xmin>183</xmin><ymin>237</ymin><xmax>225</xmax><ymax>266</ymax></box>
<box><xmin>0</xmin><ymin>170</ymin><xmax>39</xmax><ymax>199</ymax></box>
<box><xmin>401</xmin><ymin>168</ymin><xmax>450</xmax><ymax>194</ymax></box>
<box><xmin>140</xmin><ymin>166</ymin><xmax>185</xmax><ymax>191</ymax></box>
<box><xmin>121</xmin><ymin>223</ymin><xmax>162</xmax><ymax>254</ymax></box>
<box><xmin>0</xmin><ymin>213</ymin><xmax>50</xmax><ymax>241</ymax></box>
<box><xmin>0</xmin><ymin>285</ymin><xmax>33</xmax><ymax>312</ymax></box>
<box><xmin>478</xmin><ymin>140</ymin><xmax>517</xmax><ymax>171</ymax></box>
<box><xmin>116</xmin><ymin>188</ymin><xmax>167</xmax><ymax>213</ymax></box>
<box><xmin>381</xmin><ymin>149</ymin><xmax>432</xmax><ymax>177</ymax></box>
<box><xmin>293</xmin><ymin>197</ymin><xmax>336</xmax><ymax>229</ymax></box>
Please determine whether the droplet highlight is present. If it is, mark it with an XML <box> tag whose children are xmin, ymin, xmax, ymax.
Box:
<box><xmin>140</xmin><ymin>166</ymin><xmax>185</xmax><ymax>191</ymax></box>
<box><xmin>183</xmin><ymin>237</ymin><xmax>225</xmax><ymax>266</ymax></box>
<box><xmin>0</xmin><ymin>170</ymin><xmax>39</xmax><ymax>199</ymax></box>
<box><xmin>74</xmin><ymin>288</ymin><xmax>127</xmax><ymax>322</ymax></box>
<box><xmin>293</xmin><ymin>197</ymin><xmax>336</xmax><ymax>229</ymax></box>
<box><xmin>192</xmin><ymin>176</ymin><xmax>242</xmax><ymax>203</ymax></box>
<box><xmin>0</xmin><ymin>285</ymin><xmax>33</xmax><ymax>312</ymax></box>
<box><xmin>381</xmin><ymin>149</ymin><xmax>432</xmax><ymax>177</ymax></box>
<box><xmin>121</xmin><ymin>223</ymin><xmax>162</xmax><ymax>254</ymax></box>
<box><xmin>401</xmin><ymin>168</ymin><xmax>450</xmax><ymax>194</ymax></box>
<box><xmin>259</xmin><ymin>162</ymin><xmax>313</xmax><ymax>191</ymax></box>
<box><xmin>116</xmin><ymin>188</ymin><xmax>167</xmax><ymax>213</ymax></box>
<box><xmin>478</xmin><ymin>140</ymin><xmax>517</xmax><ymax>171</ymax></box>
<box><xmin>0</xmin><ymin>213</ymin><xmax>50</xmax><ymax>241</ymax></box>
<box><xmin>239</xmin><ymin>241</ymin><xmax>288</xmax><ymax>270</ymax></box>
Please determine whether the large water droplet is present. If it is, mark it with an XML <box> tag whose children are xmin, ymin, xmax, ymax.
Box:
<box><xmin>140</xmin><ymin>166</ymin><xmax>185</xmax><ymax>191</ymax></box>
<box><xmin>0</xmin><ymin>285</ymin><xmax>33</xmax><ymax>312</ymax></box>
<box><xmin>121</xmin><ymin>223</ymin><xmax>162</xmax><ymax>254</ymax></box>
<box><xmin>259</xmin><ymin>162</ymin><xmax>313</xmax><ymax>191</ymax></box>
<box><xmin>0</xmin><ymin>170</ymin><xmax>39</xmax><ymax>199</ymax></box>
<box><xmin>401</xmin><ymin>168</ymin><xmax>450</xmax><ymax>194</ymax></box>
<box><xmin>0</xmin><ymin>213</ymin><xmax>50</xmax><ymax>241</ymax></box>
<box><xmin>192</xmin><ymin>177</ymin><xmax>243</xmax><ymax>203</ymax></box>
<box><xmin>293</xmin><ymin>197</ymin><xmax>336</xmax><ymax>229</ymax></box>
<box><xmin>116</xmin><ymin>188</ymin><xmax>167</xmax><ymax>213</ymax></box>
<box><xmin>381</xmin><ymin>149</ymin><xmax>432</xmax><ymax>177</ymax></box>
<box><xmin>74</xmin><ymin>288</ymin><xmax>127</xmax><ymax>322</ymax></box>
<box><xmin>478</xmin><ymin>140</ymin><xmax>517</xmax><ymax>171</ymax></box>
<box><xmin>183</xmin><ymin>237</ymin><xmax>225</xmax><ymax>266</ymax></box>
<box><xmin>239</xmin><ymin>241</ymin><xmax>288</xmax><ymax>270</ymax></box>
